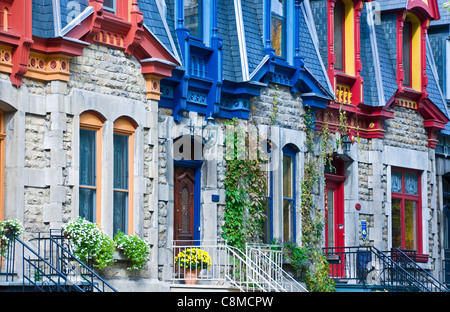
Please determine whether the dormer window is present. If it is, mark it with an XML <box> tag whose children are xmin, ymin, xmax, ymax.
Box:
<box><xmin>327</xmin><ymin>0</ymin><xmax>364</xmax><ymax>106</ymax></box>
<box><xmin>271</xmin><ymin>0</ymin><xmax>286</xmax><ymax>58</ymax></box>
<box><xmin>184</xmin><ymin>0</ymin><xmax>202</xmax><ymax>39</ymax></box>
<box><xmin>333</xmin><ymin>1</ymin><xmax>345</xmax><ymax>71</ymax></box>
<box><xmin>331</xmin><ymin>0</ymin><xmax>355</xmax><ymax>76</ymax></box>
<box><xmin>402</xmin><ymin>18</ymin><xmax>412</xmax><ymax>87</ymax></box>
<box><xmin>103</xmin><ymin>0</ymin><xmax>116</xmax><ymax>14</ymax></box>
<box><xmin>399</xmin><ymin>14</ymin><xmax>422</xmax><ymax>91</ymax></box>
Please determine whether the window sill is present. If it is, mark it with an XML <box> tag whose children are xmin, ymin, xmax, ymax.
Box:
<box><xmin>334</xmin><ymin>71</ymin><xmax>357</xmax><ymax>86</ymax></box>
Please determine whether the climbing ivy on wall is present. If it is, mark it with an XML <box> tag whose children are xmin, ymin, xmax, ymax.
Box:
<box><xmin>222</xmin><ymin>118</ymin><xmax>267</xmax><ymax>250</ymax></box>
<box><xmin>298</xmin><ymin>107</ymin><xmax>336</xmax><ymax>292</ymax></box>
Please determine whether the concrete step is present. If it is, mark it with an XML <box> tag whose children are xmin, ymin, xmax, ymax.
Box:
<box><xmin>170</xmin><ymin>283</ymin><xmax>241</xmax><ymax>292</ymax></box>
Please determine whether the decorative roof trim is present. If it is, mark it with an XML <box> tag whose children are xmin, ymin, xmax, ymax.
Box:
<box><xmin>248</xmin><ymin>55</ymin><xmax>270</xmax><ymax>81</ymax></box>
<box><xmin>154</xmin><ymin>0</ymin><xmax>182</xmax><ymax>65</ymax></box>
<box><xmin>302</xmin><ymin>0</ymin><xmax>334</xmax><ymax>97</ymax></box>
<box><xmin>60</xmin><ymin>6</ymin><xmax>94</xmax><ymax>37</ymax></box>
<box><xmin>52</xmin><ymin>0</ymin><xmax>62</xmax><ymax>37</ymax></box>
<box><xmin>143</xmin><ymin>24</ymin><xmax>181</xmax><ymax>66</ymax></box>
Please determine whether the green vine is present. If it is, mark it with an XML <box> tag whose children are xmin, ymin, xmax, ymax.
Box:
<box><xmin>222</xmin><ymin>118</ymin><xmax>267</xmax><ymax>250</ymax></box>
<box><xmin>284</xmin><ymin>106</ymin><xmax>336</xmax><ymax>292</ymax></box>
<box><xmin>270</xmin><ymin>84</ymin><xmax>279</xmax><ymax>125</ymax></box>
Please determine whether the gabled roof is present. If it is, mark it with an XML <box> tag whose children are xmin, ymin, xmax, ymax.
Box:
<box><xmin>140</xmin><ymin>0</ymin><xmax>181</xmax><ymax>64</ymax></box>
<box><xmin>378</xmin><ymin>0</ymin><xmax>440</xmax><ymax>20</ymax></box>
<box><xmin>31</xmin><ymin>0</ymin><xmax>180</xmax><ymax>65</ymax></box>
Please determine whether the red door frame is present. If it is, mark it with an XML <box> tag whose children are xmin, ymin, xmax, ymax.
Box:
<box><xmin>325</xmin><ymin>157</ymin><xmax>346</xmax><ymax>278</ymax></box>
<box><xmin>325</xmin><ymin>175</ymin><xmax>346</xmax><ymax>249</ymax></box>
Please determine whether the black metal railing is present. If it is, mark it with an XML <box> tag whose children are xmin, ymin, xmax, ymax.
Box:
<box><xmin>0</xmin><ymin>234</ymin><xmax>17</xmax><ymax>282</ymax></box>
<box><xmin>323</xmin><ymin>246</ymin><xmax>449</xmax><ymax>292</ymax></box>
<box><xmin>1</xmin><ymin>230</ymin><xmax>117</xmax><ymax>292</ymax></box>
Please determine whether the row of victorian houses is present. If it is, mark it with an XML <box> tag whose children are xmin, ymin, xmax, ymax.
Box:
<box><xmin>0</xmin><ymin>0</ymin><xmax>449</xmax><ymax>291</ymax></box>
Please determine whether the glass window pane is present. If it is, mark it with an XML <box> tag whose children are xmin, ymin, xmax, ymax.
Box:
<box><xmin>113</xmin><ymin>191</ymin><xmax>128</xmax><ymax>235</ymax></box>
<box><xmin>283</xmin><ymin>155</ymin><xmax>293</xmax><ymax>199</ymax></box>
<box><xmin>334</xmin><ymin>1</ymin><xmax>344</xmax><ymax>71</ymax></box>
<box><xmin>80</xmin><ymin>129</ymin><xmax>96</xmax><ymax>187</ymax></box>
<box><xmin>185</xmin><ymin>0</ymin><xmax>202</xmax><ymax>38</ymax></box>
<box><xmin>103</xmin><ymin>0</ymin><xmax>115</xmax><ymax>12</ymax></box>
<box><xmin>445</xmin><ymin>212</ymin><xmax>449</xmax><ymax>250</ymax></box>
<box><xmin>327</xmin><ymin>188</ymin><xmax>335</xmax><ymax>248</ymax></box>
<box><xmin>283</xmin><ymin>199</ymin><xmax>293</xmax><ymax>242</ymax></box>
<box><xmin>403</xmin><ymin>20</ymin><xmax>411</xmax><ymax>87</ymax></box>
<box><xmin>114</xmin><ymin>134</ymin><xmax>129</xmax><ymax>190</ymax></box>
<box><xmin>263</xmin><ymin>197</ymin><xmax>272</xmax><ymax>243</ymax></box>
<box><xmin>392</xmin><ymin>198</ymin><xmax>402</xmax><ymax>248</ymax></box>
<box><xmin>271</xmin><ymin>16</ymin><xmax>284</xmax><ymax>57</ymax></box>
<box><xmin>405</xmin><ymin>200</ymin><xmax>417</xmax><ymax>250</ymax></box>
<box><xmin>79</xmin><ymin>188</ymin><xmax>96</xmax><ymax>223</ymax></box>
<box><xmin>391</xmin><ymin>170</ymin><xmax>402</xmax><ymax>193</ymax></box>
<box><xmin>271</xmin><ymin>0</ymin><xmax>284</xmax><ymax>16</ymax></box>
<box><xmin>271</xmin><ymin>0</ymin><xmax>285</xmax><ymax>57</ymax></box>
<box><xmin>405</xmin><ymin>173</ymin><xmax>418</xmax><ymax>195</ymax></box>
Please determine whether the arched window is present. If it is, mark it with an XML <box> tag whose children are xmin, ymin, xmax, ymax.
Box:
<box><xmin>113</xmin><ymin>117</ymin><xmax>137</xmax><ymax>235</ymax></box>
<box><xmin>79</xmin><ymin>111</ymin><xmax>104</xmax><ymax>224</ymax></box>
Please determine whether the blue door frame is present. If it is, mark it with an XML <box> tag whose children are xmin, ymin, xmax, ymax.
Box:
<box><xmin>174</xmin><ymin>160</ymin><xmax>202</xmax><ymax>242</ymax></box>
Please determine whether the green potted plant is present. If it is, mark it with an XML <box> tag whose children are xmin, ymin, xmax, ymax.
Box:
<box><xmin>0</xmin><ymin>219</ymin><xmax>24</xmax><ymax>256</ymax></box>
<box><xmin>62</xmin><ymin>217</ymin><xmax>116</xmax><ymax>269</ymax></box>
<box><xmin>114</xmin><ymin>232</ymin><xmax>150</xmax><ymax>270</ymax></box>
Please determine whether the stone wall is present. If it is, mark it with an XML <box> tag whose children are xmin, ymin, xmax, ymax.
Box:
<box><xmin>384</xmin><ymin>106</ymin><xmax>428</xmax><ymax>151</ymax></box>
<box><xmin>68</xmin><ymin>44</ymin><xmax>147</xmax><ymax>102</ymax></box>
<box><xmin>250</xmin><ymin>84</ymin><xmax>306</xmax><ymax>131</ymax></box>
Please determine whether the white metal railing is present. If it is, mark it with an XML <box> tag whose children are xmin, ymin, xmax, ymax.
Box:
<box><xmin>170</xmin><ymin>240</ymin><xmax>307</xmax><ymax>292</ymax></box>
<box><xmin>246</xmin><ymin>244</ymin><xmax>307</xmax><ymax>292</ymax></box>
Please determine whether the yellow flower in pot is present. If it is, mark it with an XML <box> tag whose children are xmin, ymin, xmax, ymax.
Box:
<box><xmin>175</xmin><ymin>248</ymin><xmax>212</xmax><ymax>284</ymax></box>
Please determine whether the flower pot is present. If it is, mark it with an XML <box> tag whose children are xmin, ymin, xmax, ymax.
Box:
<box><xmin>184</xmin><ymin>269</ymin><xmax>200</xmax><ymax>285</ymax></box>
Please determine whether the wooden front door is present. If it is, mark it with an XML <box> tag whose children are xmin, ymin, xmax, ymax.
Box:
<box><xmin>174</xmin><ymin>166</ymin><xmax>196</xmax><ymax>243</ymax></box>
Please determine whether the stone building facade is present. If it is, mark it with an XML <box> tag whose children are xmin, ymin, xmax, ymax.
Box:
<box><xmin>0</xmin><ymin>0</ymin><xmax>449</xmax><ymax>292</ymax></box>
